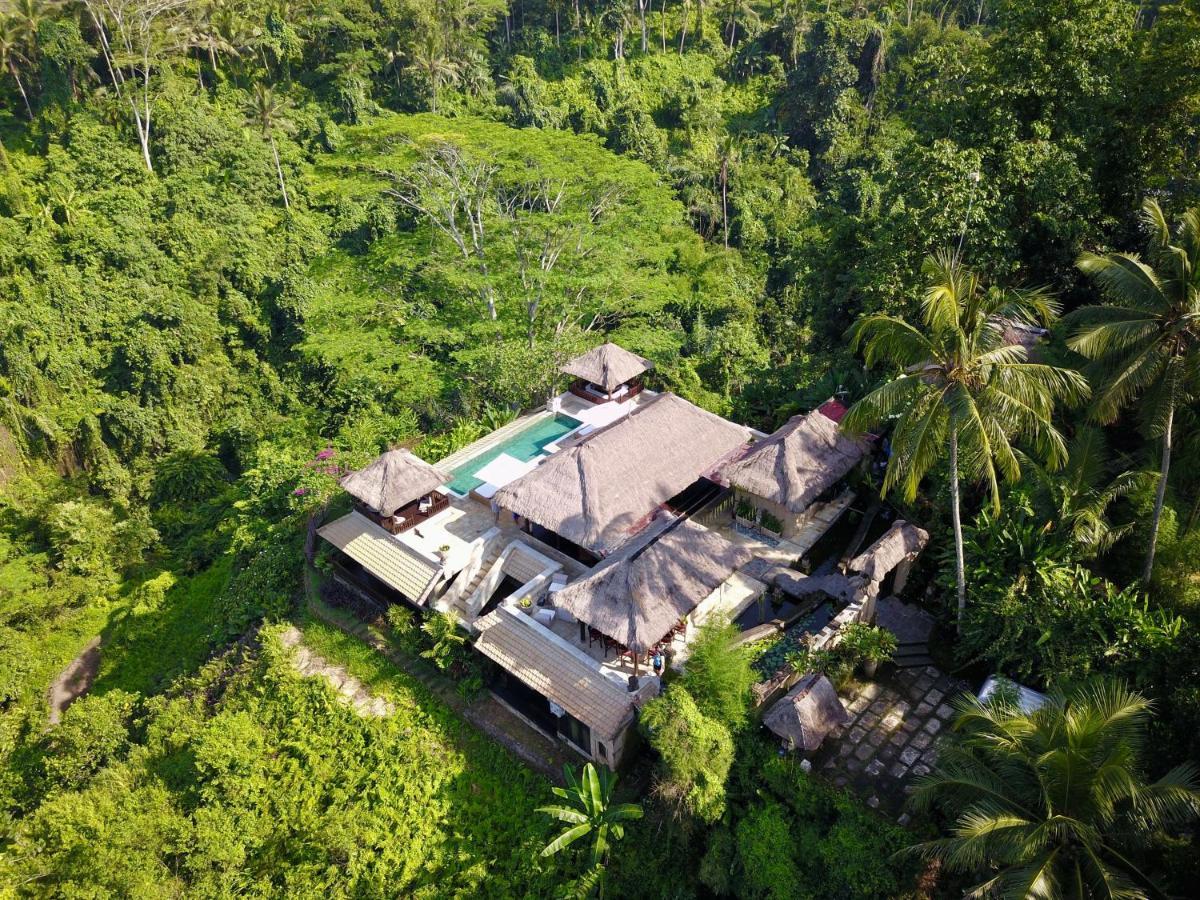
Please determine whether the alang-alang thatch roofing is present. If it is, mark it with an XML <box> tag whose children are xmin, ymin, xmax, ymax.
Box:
<box><xmin>550</xmin><ymin>519</ymin><xmax>754</xmax><ymax>654</ymax></box>
<box><xmin>762</xmin><ymin>673</ymin><xmax>850</xmax><ymax>753</ymax></box>
<box><xmin>847</xmin><ymin>520</ymin><xmax>930</xmax><ymax>582</ymax></box>
<box><xmin>560</xmin><ymin>342</ymin><xmax>654</xmax><ymax>392</ymax></box>
<box><xmin>719</xmin><ymin>405</ymin><xmax>866</xmax><ymax>514</ymax></box>
<box><xmin>339</xmin><ymin>449</ymin><xmax>449</xmax><ymax>515</ymax></box>
<box><xmin>494</xmin><ymin>393</ymin><xmax>752</xmax><ymax>555</ymax></box>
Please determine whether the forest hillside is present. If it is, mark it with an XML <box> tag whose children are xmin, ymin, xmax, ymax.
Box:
<box><xmin>1</xmin><ymin>1</ymin><xmax>1199</xmax><ymax>897</ymax></box>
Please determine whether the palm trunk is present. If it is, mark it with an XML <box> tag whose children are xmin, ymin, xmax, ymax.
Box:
<box><xmin>269</xmin><ymin>132</ymin><xmax>290</xmax><ymax>209</ymax></box>
<box><xmin>9</xmin><ymin>62</ymin><xmax>32</xmax><ymax>120</ymax></box>
<box><xmin>720</xmin><ymin>161</ymin><xmax>729</xmax><ymax>249</ymax></box>
<box><xmin>1143</xmin><ymin>402</ymin><xmax>1173</xmax><ymax>583</ymax></box>
<box><xmin>949</xmin><ymin>426</ymin><xmax>967</xmax><ymax>629</ymax></box>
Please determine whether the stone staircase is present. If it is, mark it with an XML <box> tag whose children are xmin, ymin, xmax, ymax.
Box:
<box><xmin>876</xmin><ymin>595</ymin><xmax>937</xmax><ymax>670</ymax></box>
<box><xmin>461</xmin><ymin>543</ymin><xmax>505</xmax><ymax>604</ymax></box>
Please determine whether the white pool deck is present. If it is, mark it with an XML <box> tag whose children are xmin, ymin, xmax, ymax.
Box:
<box><xmin>436</xmin><ymin>390</ymin><xmax>657</xmax><ymax>481</ymax></box>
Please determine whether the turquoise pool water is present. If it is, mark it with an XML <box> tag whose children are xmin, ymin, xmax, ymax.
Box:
<box><xmin>446</xmin><ymin>413</ymin><xmax>582</xmax><ymax>495</ymax></box>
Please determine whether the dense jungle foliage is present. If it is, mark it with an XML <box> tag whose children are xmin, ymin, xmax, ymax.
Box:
<box><xmin>1</xmin><ymin>0</ymin><xmax>1200</xmax><ymax>896</ymax></box>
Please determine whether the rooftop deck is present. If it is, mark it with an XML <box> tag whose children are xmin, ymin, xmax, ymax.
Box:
<box><xmin>393</xmin><ymin>501</ymin><xmax>497</xmax><ymax>572</ymax></box>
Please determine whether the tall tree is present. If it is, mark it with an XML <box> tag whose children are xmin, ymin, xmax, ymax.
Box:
<box><xmin>909</xmin><ymin>681</ymin><xmax>1200</xmax><ymax>899</ymax></box>
<box><xmin>1068</xmin><ymin>199</ymin><xmax>1200</xmax><ymax>583</ymax></box>
<box><xmin>843</xmin><ymin>252</ymin><xmax>1088</xmax><ymax>626</ymax></box>
<box><xmin>0</xmin><ymin>17</ymin><xmax>32</xmax><ymax>119</ymax></box>
<box><xmin>406</xmin><ymin>31</ymin><xmax>460</xmax><ymax>113</ymax></box>
<box><xmin>384</xmin><ymin>142</ymin><xmax>499</xmax><ymax>321</ymax></box>
<box><xmin>717</xmin><ymin>134</ymin><xmax>739</xmax><ymax>249</ymax></box>
<box><xmin>245</xmin><ymin>83</ymin><xmax>293</xmax><ymax>210</ymax></box>
<box><xmin>80</xmin><ymin>0</ymin><xmax>191</xmax><ymax>173</ymax></box>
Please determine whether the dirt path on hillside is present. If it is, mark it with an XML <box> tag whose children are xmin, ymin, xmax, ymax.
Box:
<box><xmin>47</xmin><ymin>636</ymin><xmax>101</xmax><ymax>724</ymax></box>
<box><xmin>279</xmin><ymin>625</ymin><xmax>395</xmax><ymax>717</ymax></box>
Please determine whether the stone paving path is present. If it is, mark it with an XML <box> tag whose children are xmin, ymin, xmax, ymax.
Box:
<box><xmin>279</xmin><ymin>626</ymin><xmax>395</xmax><ymax>717</ymax></box>
<box><xmin>812</xmin><ymin>665</ymin><xmax>970</xmax><ymax>819</ymax></box>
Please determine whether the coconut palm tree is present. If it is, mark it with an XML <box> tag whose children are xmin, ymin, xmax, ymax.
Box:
<box><xmin>539</xmin><ymin>763</ymin><xmax>643</xmax><ymax>872</ymax></box>
<box><xmin>406</xmin><ymin>32</ymin><xmax>460</xmax><ymax>112</ymax></box>
<box><xmin>245</xmin><ymin>83</ymin><xmax>294</xmax><ymax>209</ymax></box>
<box><xmin>1023</xmin><ymin>426</ymin><xmax>1152</xmax><ymax>556</ymax></box>
<box><xmin>717</xmin><ymin>134</ymin><xmax>739</xmax><ymax>249</ymax></box>
<box><xmin>1067</xmin><ymin>199</ymin><xmax>1200</xmax><ymax>583</ymax></box>
<box><xmin>908</xmin><ymin>680</ymin><xmax>1200</xmax><ymax>899</ymax></box>
<box><xmin>842</xmin><ymin>252</ymin><xmax>1089</xmax><ymax>626</ymax></box>
<box><xmin>0</xmin><ymin>17</ymin><xmax>33</xmax><ymax>120</ymax></box>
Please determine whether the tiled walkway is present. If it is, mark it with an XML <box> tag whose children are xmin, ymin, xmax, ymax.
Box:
<box><xmin>812</xmin><ymin>665</ymin><xmax>970</xmax><ymax>819</ymax></box>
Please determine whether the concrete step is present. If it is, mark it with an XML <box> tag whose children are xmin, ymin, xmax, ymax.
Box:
<box><xmin>893</xmin><ymin>653</ymin><xmax>936</xmax><ymax>669</ymax></box>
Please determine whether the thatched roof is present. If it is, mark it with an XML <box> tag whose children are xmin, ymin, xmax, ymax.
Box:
<box><xmin>495</xmin><ymin>393</ymin><xmax>751</xmax><ymax>555</ymax></box>
<box><xmin>847</xmin><ymin>520</ymin><xmax>930</xmax><ymax>583</ymax></box>
<box><xmin>771</xmin><ymin>569</ymin><xmax>863</xmax><ymax>605</ymax></box>
<box><xmin>560</xmin><ymin>342</ymin><xmax>653</xmax><ymax>391</ymax></box>
<box><xmin>551</xmin><ymin>519</ymin><xmax>754</xmax><ymax>653</ymax></box>
<box><xmin>719</xmin><ymin>406</ymin><xmax>865</xmax><ymax>514</ymax></box>
<box><xmin>339</xmin><ymin>449</ymin><xmax>449</xmax><ymax>515</ymax></box>
<box><xmin>763</xmin><ymin>673</ymin><xmax>849</xmax><ymax>753</ymax></box>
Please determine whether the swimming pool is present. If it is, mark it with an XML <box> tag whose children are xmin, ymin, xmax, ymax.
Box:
<box><xmin>446</xmin><ymin>413</ymin><xmax>582</xmax><ymax>495</ymax></box>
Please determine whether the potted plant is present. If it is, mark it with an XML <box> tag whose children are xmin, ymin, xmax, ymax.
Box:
<box><xmin>518</xmin><ymin>596</ymin><xmax>533</xmax><ymax>610</ymax></box>
<box><xmin>758</xmin><ymin>509</ymin><xmax>785</xmax><ymax>538</ymax></box>
<box><xmin>436</xmin><ymin>543</ymin><xmax>451</xmax><ymax>562</ymax></box>
<box><xmin>734</xmin><ymin>497</ymin><xmax>758</xmax><ymax>528</ymax></box>
<box><xmin>837</xmin><ymin>622</ymin><xmax>897</xmax><ymax>679</ymax></box>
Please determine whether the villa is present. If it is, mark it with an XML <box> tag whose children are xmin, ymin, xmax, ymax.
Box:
<box><xmin>316</xmin><ymin>342</ymin><xmax>919</xmax><ymax>765</ymax></box>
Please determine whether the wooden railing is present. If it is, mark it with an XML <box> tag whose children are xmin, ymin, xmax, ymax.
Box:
<box><xmin>567</xmin><ymin>378</ymin><xmax>644</xmax><ymax>405</ymax></box>
<box><xmin>356</xmin><ymin>492</ymin><xmax>449</xmax><ymax>535</ymax></box>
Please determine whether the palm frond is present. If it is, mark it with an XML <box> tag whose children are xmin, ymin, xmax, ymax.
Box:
<box><xmin>1075</xmin><ymin>252</ymin><xmax>1165</xmax><ymax>313</ymax></box>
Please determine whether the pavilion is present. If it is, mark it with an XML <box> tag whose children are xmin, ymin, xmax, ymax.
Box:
<box><xmin>560</xmin><ymin>342</ymin><xmax>654</xmax><ymax>404</ymax></box>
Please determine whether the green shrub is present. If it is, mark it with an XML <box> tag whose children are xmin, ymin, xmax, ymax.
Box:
<box><xmin>758</xmin><ymin>510</ymin><xmax>784</xmax><ymax>534</ymax></box>
<box><xmin>640</xmin><ymin>683</ymin><xmax>734</xmax><ymax>823</ymax></box>
<box><xmin>735</xmin><ymin>802</ymin><xmax>804</xmax><ymax>899</ymax></box>
<box><xmin>40</xmin><ymin>690</ymin><xmax>139</xmax><ymax>791</ymax></box>
<box><xmin>836</xmin><ymin>622</ymin><xmax>897</xmax><ymax>665</ymax></box>
<box><xmin>680</xmin><ymin>618</ymin><xmax>757</xmax><ymax>732</ymax></box>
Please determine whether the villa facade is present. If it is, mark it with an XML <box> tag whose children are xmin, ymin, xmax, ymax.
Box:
<box><xmin>316</xmin><ymin>342</ymin><xmax>917</xmax><ymax>764</ymax></box>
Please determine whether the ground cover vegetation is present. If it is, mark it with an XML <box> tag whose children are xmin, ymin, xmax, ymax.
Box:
<box><xmin>1</xmin><ymin>0</ymin><xmax>1199</xmax><ymax>896</ymax></box>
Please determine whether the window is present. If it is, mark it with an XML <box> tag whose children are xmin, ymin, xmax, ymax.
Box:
<box><xmin>557</xmin><ymin>711</ymin><xmax>592</xmax><ymax>755</ymax></box>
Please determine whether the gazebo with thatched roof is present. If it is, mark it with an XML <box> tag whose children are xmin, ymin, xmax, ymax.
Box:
<box><xmin>549</xmin><ymin>519</ymin><xmax>754</xmax><ymax>668</ymax></box>
<box><xmin>762</xmin><ymin>673</ymin><xmax>850</xmax><ymax>754</ymax></box>
<box><xmin>560</xmin><ymin>342</ymin><xmax>653</xmax><ymax>404</ymax></box>
<box><xmin>339</xmin><ymin>449</ymin><xmax>450</xmax><ymax>535</ymax></box>
<box><xmin>718</xmin><ymin>404</ymin><xmax>866</xmax><ymax>539</ymax></box>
